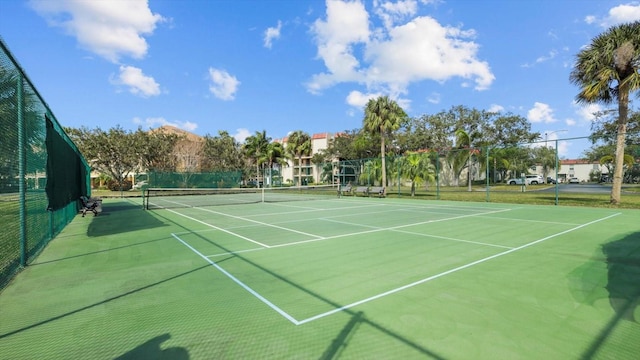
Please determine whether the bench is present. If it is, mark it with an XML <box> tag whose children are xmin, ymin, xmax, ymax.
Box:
<box><xmin>368</xmin><ymin>186</ymin><xmax>385</xmax><ymax>197</ymax></box>
<box><xmin>354</xmin><ymin>186</ymin><xmax>369</xmax><ymax>197</ymax></box>
<box><xmin>338</xmin><ymin>184</ymin><xmax>352</xmax><ymax>196</ymax></box>
<box><xmin>79</xmin><ymin>196</ymin><xmax>102</xmax><ymax>217</ymax></box>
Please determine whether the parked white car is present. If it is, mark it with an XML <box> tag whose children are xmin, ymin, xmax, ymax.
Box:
<box><xmin>568</xmin><ymin>177</ymin><xmax>580</xmax><ymax>184</ymax></box>
<box><xmin>508</xmin><ymin>174</ymin><xmax>544</xmax><ymax>185</ymax></box>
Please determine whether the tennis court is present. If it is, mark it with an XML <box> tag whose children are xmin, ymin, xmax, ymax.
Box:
<box><xmin>1</xmin><ymin>190</ymin><xmax>639</xmax><ymax>359</ymax></box>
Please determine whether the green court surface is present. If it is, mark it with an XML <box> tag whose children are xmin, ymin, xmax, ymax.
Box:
<box><xmin>1</xmin><ymin>196</ymin><xmax>639</xmax><ymax>359</ymax></box>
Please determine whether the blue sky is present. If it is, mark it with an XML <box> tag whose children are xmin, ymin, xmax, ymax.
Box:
<box><xmin>1</xmin><ymin>0</ymin><xmax>639</xmax><ymax>158</ymax></box>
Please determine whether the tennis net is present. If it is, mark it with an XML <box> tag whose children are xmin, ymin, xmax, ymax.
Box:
<box><xmin>144</xmin><ymin>185</ymin><xmax>339</xmax><ymax>209</ymax></box>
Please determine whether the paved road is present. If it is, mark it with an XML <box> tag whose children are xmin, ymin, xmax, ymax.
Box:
<box><xmin>538</xmin><ymin>184</ymin><xmax>611</xmax><ymax>194</ymax></box>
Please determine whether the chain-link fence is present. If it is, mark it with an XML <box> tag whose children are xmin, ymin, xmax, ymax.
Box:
<box><xmin>1</xmin><ymin>37</ymin><xmax>90</xmax><ymax>289</ymax></box>
<box><xmin>326</xmin><ymin>137</ymin><xmax>639</xmax><ymax>206</ymax></box>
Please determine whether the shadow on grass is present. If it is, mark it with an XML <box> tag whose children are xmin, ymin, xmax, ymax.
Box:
<box><xmin>580</xmin><ymin>231</ymin><xmax>640</xmax><ymax>359</ymax></box>
<box><xmin>86</xmin><ymin>200</ymin><xmax>167</xmax><ymax>237</ymax></box>
<box><xmin>115</xmin><ymin>333</ymin><xmax>189</xmax><ymax>360</ymax></box>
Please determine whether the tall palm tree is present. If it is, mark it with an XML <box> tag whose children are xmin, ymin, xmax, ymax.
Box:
<box><xmin>286</xmin><ymin>130</ymin><xmax>311</xmax><ymax>186</ymax></box>
<box><xmin>242</xmin><ymin>130</ymin><xmax>270</xmax><ymax>187</ymax></box>
<box><xmin>363</xmin><ymin>96</ymin><xmax>407</xmax><ymax>194</ymax></box>
<box><xmin>263</xmin><ymin>141</ymin><xmax>287</xmax><ymax>186</ymax></box>
<box><xmin>569</xmin><ymin>21</ymin><xmax>640</xmax><ymax>204</ymax></box>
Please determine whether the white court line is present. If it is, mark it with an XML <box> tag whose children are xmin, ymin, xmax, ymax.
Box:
<box><xmin>207</xmin><ymin>247</ymin><xmax>266</xmax><ymax>258</ymax></box>
<box><xmin>172</xmin><ymin>233</ymin><xmax>300</xmax><ymax>325</ymax></box>
<box><xmin>269</xmin><ymin>207</ymin><xmax>513</xmax><ymax>249</ymax></box>
<box><xmin>165</xmin><ymin>208</ymin><xmax>270</xmax><ymax>248</ymax></box>
<box><xmin>321</xmin><ymin>217</ymin><xmax>514</xmax><ymax>250</ymax></box>
<box><xmin>295</xmin><ymin>212</ymin><xmax>621</xmax><ymax>325</ymax></box>
<box><xmin>474</xmin><ymin>215</ymin><xmax>581</xmax><ymax>227</ymax></box>
<box><xmin>257</xmin><ymin>202</ymin><xmax>386</xmax><ymax>217</ymax></box>
<box><xmin>194</xmin><ymin>207</ymin><xmax>324</xmax><ymax>240</ymax></box>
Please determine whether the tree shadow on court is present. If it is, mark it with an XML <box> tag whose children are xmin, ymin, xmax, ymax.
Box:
<box><xmin>86</xmin><ymin>200</ymin><xmax>168</xmax><ymax>237</ymax></box>
<box><xmin>115</xmin><ymin>333</ymin><xmax>189</xmax><ymax>360</ymax></box>
<box><xmin>32</xmin><ymin>237</ymin><xmax>175</xmax><ymax>265</ymax></box>
<box><xmin>602</xmin><ymin>231</ymin><xmax>640</xmax><ymax>322</ymax></box>
<box><xmin>0</xmin><ymin>265</ymin><xmax>209</xmax><ymax>340</ymax></box>
<box><xmin>580</xmin><ymin>231</ymin><xmax>640</xmax><ymax>359</ymax></box>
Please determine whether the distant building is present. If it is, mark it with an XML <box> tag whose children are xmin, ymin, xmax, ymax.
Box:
<box><xmin>533</xmin><ymin>159</ymin><xmax>608</xmax><ymax>183</ymax></box>
<box><xmin>277</xmin><ymin>132</ymin><xmax>334</xmax><ymax>185</ymax></box>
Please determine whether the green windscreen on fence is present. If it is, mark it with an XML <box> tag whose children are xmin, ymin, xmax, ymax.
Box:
<box><xmin>0</xmin><ymin>36</ymin><xmax>90</xmax><ymax>290</ymax></box>
<box><xmin>147</xmin><ymin>170</ymin><xmax>242</xmax><ymax>189</ymax></box>
<box><xmin>45</xmin><ymin>116</ymin><xmax>88</xmax><ymax>211</ymax></box>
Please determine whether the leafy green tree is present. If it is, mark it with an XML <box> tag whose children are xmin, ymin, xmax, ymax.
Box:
<box><xmin>134</xmin><ymin>128</ymin><xmax>180</xmax><ymax>172</ymax></box>
<box><xmin>242</xmin><ymin>130</ymin><xmax>270</xmax><ymax>187</ymax></box>
<box><xmin>201</xmin><ymin>130</ymin><xmax>244</xmax><ymax>172</ymax></box>
<box><xmin>363</xmin><ymin>96</ymin><xmax>407</xmax><ymax>193</ymax></box>
<box><xmin>485</xmin><ymin>113</ymin><xmax>539</xmax><ymax>146</ymax></box>
<box><xmin>569</xmin><ymin>21</ymin><xmax>640</xmax><ymax>204</ymax></box>
<box><xmin>322</xmin><ymin>129</ymin><xmax>379</xmax><ymax>161</ymax></box>
<box><xmin>286</xmin><ymin>130</ymin><xmax>311</xmax><ymax>186</ymax></box>
<box><xmin>66</xmin><ymin>126</ymin><xmax>140</xmax><ymax>192</ymax></box>
<box><xmin>396</xmin><ymin>112</ymin><xmax>455</xmax><ymax>153</ymax></box>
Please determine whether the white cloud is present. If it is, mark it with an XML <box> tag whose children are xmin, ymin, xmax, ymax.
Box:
<box><xmin>586</xmin><ymin>3</ymin><xmax>640</xmax><ymax>27</ymax></box>
<box><xmin>307</xmin><ymin>1</ymin><xmax>494</xmax><ymax>95</ymax></box>
<box><xmin>234</xmin><ymin>128</ymin><xmax>251</xmax><ymax>143</ymax></box>
<box><xmin>574</xmin><ymin>102</ymin><xmax>602</xmax><ymax>122</ymax></box>
<box><xmin>307</xmin><ymin>0</ymin><xmax>371</xmax><ymax>93</ymax></box>
<box><xmin>208</xmin><ymin>68</ymin><xmax>240</xmax><ymax>101</ymax></box>
<box><xmin>133</xmin><ymin>116</ymin><xmax>198</xmax><ymax>132</ymax></box>
<box><xmin>345</xmin><ymin>90</ymin><xmax>411</xmax><ymax>111</ymax></box>
<box><xmin>264</xmin><ymin>20</ymin><xmax>282</xmax><ymax>49</ymax></box>
<box><xmin>527</xmin><ymin>102</ymin><xmax>556</xmax><ymax>123</ymax></box>
<box><xmin>565</xmin><ymin>118</ymin><xmax>577</xmax><ymax>126</ymax></box>
<box><xmin>374</xmin><ymin>0</ymin><xmax>419</xmax><ymax>29</ymax></box>
<box><xmin>488</xmin><ymin>104</ymin><xmax>504</xmax><ymax>113</ymax></box>
<box><xmin>346</xmin><ymin>90</ymin><xmax>381</xmax><ymax>108</ymax></box>
<box><xmin>427</xmin><ymin>92</ymin><xmax>440</xmax><ymax>104</ymax></box>
<box><xmin>29</xmin><ymin>0</ymin><xmax>165</xmax><ymax>63</ymax></box>
<box><xmin>112</xmin><ymin>65</ymin><xmax>160</xmax><ymax>97</ymax></box>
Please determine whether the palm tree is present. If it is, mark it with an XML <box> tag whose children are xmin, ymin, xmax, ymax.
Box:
<box><xmin>286</xmin><ymin>130</ymin><xmax>311</xmax><ymax>186</ymax></box>
<box><xmin>569</xmin><ymin>21</ymin><xmax>640</xmax><ymax>204</ymax></box>
<box><xmin>449</xmin><ymin>128</ymin><xmax>480</xmax><ymax>191</ymax></box>
<box><xmin>535</xmin><ymin>146</ymin><xmax>557</xmax><ymax>183</ymax></box>
<box><xmin>402</xmin><ymin>152</ymin><xmax>436</xmax><ymax>196</ymax></box>
<box><xmin>263</xmin><ymin>141</ymin><xmax>287</xmax><ymax>186</ymax></box>
<box><xmin>242</xmin><ymin>130</ymin><xmax>270</xmax><ymax>187</ymax></box>
<box><xmin>363</xmin><ymin>96</ymin><xmax>407</xmax><ymax>194</ymax></box>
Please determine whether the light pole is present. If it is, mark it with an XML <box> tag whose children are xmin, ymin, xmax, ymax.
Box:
<box><xmin>545</xmin><ymin>129</ymin><xmax>567</xmax><ymax>147</ymax></box>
